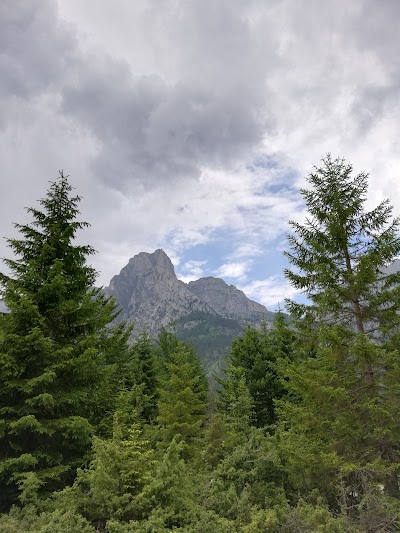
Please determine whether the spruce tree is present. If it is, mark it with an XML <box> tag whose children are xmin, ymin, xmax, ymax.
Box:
<box><xmin>0</xmin><ymin>172</ymin><xmax>129</xmax><ymax>510</ymax></box>
<box><xmin>285</xmin><ymin>154</ymin><xmax>400</xmax><ymax>337</ymax></box>
<box><xmin>131</xmin><ymin>333</ymin><xmax>158</xmax><ymax>422</ymax></box>
<box><xmin>278</xmin><ymin>156</ymin><xmax>400</xmax><ymax>522</ymax></box>
<box><xmin>219</xmin><ymin>312</ymin><xmax>297</xmax><ymax>428</ymax></box>
<box><xmin>276</xmin><ymin>327</ymin><xmax>400</xmax><ymax>519</ymax></box>
<box><xmin>156</xmin><ymin>341</ymin><xmax>207</xmax><ymax>456</ymax></box>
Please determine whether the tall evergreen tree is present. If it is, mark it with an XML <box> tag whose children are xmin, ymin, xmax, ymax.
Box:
<box><xmin>277</xmin><ymin>156</ymin><xmax>400</xmax><ymax>524</ymax></box>
<box><xmin>285</xmin><ymin>154</ymin><xmax>400</xmax><ymax>337</ymax></box>
<box><xmin>220</xmin><ymin>312</ymin><xmax>297</xmax><ymax>428</ymax></box>
<box><xmin>127</xmin><ymin>333</ymin><xmax>158</xmax><ymax>423</ymax></box>
<box><xmin>276</xmin><ymin>327</ymin><xmax>400</xmax><ymax>520</ymax></box>
<box><xmin>0</xmin><ymin>172</ymin><xmax>130</xmax><ymax>510</ymax></box>
<box><xmin>155</xmin><ymin>329</ymin><xmax>208</xmax><ymax>408</ymax></box>
<box><xmin>156</xmin><ymin>341</ymin><xmax>207</xmax><ymax>456</ymax></box>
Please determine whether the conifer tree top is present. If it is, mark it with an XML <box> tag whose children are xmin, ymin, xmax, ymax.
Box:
<box><xmin>1</xmin><ymin>171</ymin><xmax>97</xmax><ymax>309</ymax></box>
<box><xmin>284</xmin><ymin>154</ymin><xmax>400</xmax><ymax>334</ymax></box>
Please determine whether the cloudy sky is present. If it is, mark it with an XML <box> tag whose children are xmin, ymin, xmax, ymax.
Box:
<box><xmin>1</xmin><ymin>0</ymin><xmax>400</xmax><ymax>308</ymax></box>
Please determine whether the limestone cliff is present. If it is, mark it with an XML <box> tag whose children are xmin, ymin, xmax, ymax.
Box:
<box><xmin>187</xmin><ymin>276</ymin><xmax>274</xmax><ymax>323</ymax></box>
<box><xmin>105</xmin><ymin>249</ymin><xmax>216</xmax><ymax>336</ymax></box>
<box><xmin>104</xmin><ymin>249</ymin><xmax>276</xmax><ymax>372</ymax></box>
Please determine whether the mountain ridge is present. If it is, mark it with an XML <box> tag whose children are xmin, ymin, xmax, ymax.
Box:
<box><xmin>105</xmin><ymin>249</ymin><xmax>271</xmax><ymax>335</ymax></box>
<box><xmin>187</xmin><ymin>275</ymin><xmax>274</xmax><ymax>323</ymax></box>
<box><xmin>105</xmin><ymin>249</ymin><xmax>219</xmax><ymax>336</ymax></box>
<box><xmin>104</xmin><ymin>249</ymin><xmax>274</xmax><ymax>371</ymax></box>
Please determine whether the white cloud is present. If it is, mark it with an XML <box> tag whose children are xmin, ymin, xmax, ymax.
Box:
<box><xmin>176</xmin><ymin>259</ymin><xmax>207</xmax><ymax>283</ymax></box>
<box><xmin>239</xmin><ymin>276</ymin><xmax>301</xmax><ymax>309</ymax></box>
<box><xmin>2</xmin><ymin>0</ymin><xmax>400</xmax><ymax>291</ymax></box>
<box><xmin>215</xmin><ymin>261</ymin><xmax>250</xmax><ymax>280</ymax></box>
<box><xmin>229</xmin><ymin>243</ymin><xmax>263</xmax><ymax>259</ymax></box>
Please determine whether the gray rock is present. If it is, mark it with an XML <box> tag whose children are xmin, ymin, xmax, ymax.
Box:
<box><xmin>105</xmin><ymin>249</ymin><xmax>216</xmax><ymax>336</ymax></box>
<box><xmin>187</xmin><ymin>276</ymin><xmax>274</xmax><ymax>324</ymax></box>
<box><xmin>104</xmin><ymin>249</ymin><xmax>278</xmax><ymax>371</ymax></box>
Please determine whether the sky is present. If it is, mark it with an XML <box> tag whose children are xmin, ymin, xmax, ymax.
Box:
<box><xmin>1</xmin><ymin>0</ymin><xmax>400</xmax><ymax>309</ymax></box>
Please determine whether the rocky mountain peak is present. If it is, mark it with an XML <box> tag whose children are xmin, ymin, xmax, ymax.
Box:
<box><xmin>187</xmin><ymin>276</ymin><xmax>272</xmax><ymax>322</ymax></box>
<box><xmin>107</xmin><ymin>249</ymin><xmax>175</xmax><ymax>307</ymax></box>
<box><xmin>105</xmin><ymin>250</ymin><xmax>214</xmax><ymax>336</ymax></box>
<box><xmin>127</xmin><ymin>249</ymin><xmax>175</xmax><ymax>277</ymax></box>
<box><xmin>104</xmin><ymin>250</ymin><xmax>276</xmax><ymax>366</ymax></box>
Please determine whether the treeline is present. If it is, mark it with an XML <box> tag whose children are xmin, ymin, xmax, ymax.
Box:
<box><xmin>1</xmin><ymin>156</ymin><xmax>400</xmax><ymax>532</ymax></box>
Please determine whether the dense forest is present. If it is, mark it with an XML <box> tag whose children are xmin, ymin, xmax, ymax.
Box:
<box><xmin>1</xmin><ymin>155</ymin><xmax>400</xmax><ymax>532</ymax></box>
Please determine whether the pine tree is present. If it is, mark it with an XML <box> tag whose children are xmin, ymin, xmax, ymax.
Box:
<box><xmin>277</xmin><ymin>156</ymin><xmax>400</xmax><ymax>523</ymax></box>
<box><xmin>0</xmin><ymin>172</ymin><xmax>130</xmax><ymax>510</ymax></box>
<box><xmin>285</xmin><ymin>154</ymin><xmax>400</xmax><ymax>337</ymax></box>
<box><xmin>219</xmin><ymin>312</ymin><xmax>297</xmax><ymax>429</ymax></box>
<box><xmin>156</xmin><ymin>341</ymin><xmax>207</xmax><ymax>456</ymax></box>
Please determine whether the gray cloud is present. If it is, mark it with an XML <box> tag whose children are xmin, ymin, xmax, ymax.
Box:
<box><xmin>58</xmin><ymin>1</ymin><xmax>271</xmax><ymax>191</ymax></box>
<box><xmin>62</xmin><ymin>68</ymin><xmax>267</xmax><ymax>190</ymax></box>
<box><xmin>1</xmin><ymin>0</ymin><xmax>272</xmax><ymax>193</ymax></box>
<box><xmin>1</xmin><ymin>0</ymin><xmax>400</xmax><ymax>289</ymax></box>
<box><xmin>348</xmin><ymin>0</ymin><xmax>400</xmax><ymax>132</ymax></box>
<box><xmin>0</xmin><ymin>0</ymin><xmax>75</xmax><ymax>101</ymax></box>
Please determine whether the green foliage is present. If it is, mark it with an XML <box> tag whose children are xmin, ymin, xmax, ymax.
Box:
<box><xmin>0</xmin><ymin>173</ymin><xmax>131</xmax><ymax>510</ymax></box>
<box><xmin>276</xmin><ymin>329</ymin><xmax>400</xmax><ymax>510</ymax></box>
<box><xmin>240</xmin><ymin>507</ymin><xmax>282</xmax><ymax>533</ymax></box>
<box><xmin>156</xmin><ymin>341</ymin><xmax>207</xmax><ymax>456</ymax></box>
<box><xmin>128</xmin><ymin>333</ymin><xmax>159</xmax><ymax>422</ymax></box>
<box><xmin>277</xmin><ymin>155</ymin><xmax>400</xmax><ymax>528</ymax></box>
<box><xmin>202</xmin><ymin>412</ymin><xmax>230</xmax><ymax>469</ymax></box>
<box><xmin>154</xmin><ymin>327</ymin><xmax>181</xmax><ymax>359</ymax></box>
<box><xmin>135</xmin><ymin>437</ymin><xmax>195</xmax><ymax>529</ymax></box>
<box><xmin>174</xmin><ymin>310</ymin><xmax>244</xmax><ymax>376</ymax></box>
<box><xmin>0</xmin><ymin>506</ymin><xmax>96</xmax><ymax>533</ymax></box>
<box><xmin>219</xmin><ymin>312</ymin><xmax>297</xmax><ymax>428</ymax></box>
<box><xmin>200</xmin><ymin>426</ymin><xmax>286</xmax><ymax>524</ymax></box>
<box><xmin>218</xmin><ymin>366</ymin><xmax>255</xmax><ymax>434</ymax></box>
<box><xmin>279</xmin><ymin>499</ymin><xmax>358</xmax><ymax>532</ymax></box>
<box><xmin>1</xmin><ymin>157</ymin><xmax>400</xmax><ymax>531</ymax></box>
<box><xmin>285</xmin><ymin>154</ymin><xmax>400</xmax><ymax>336</ymax></box>
<box><xmin>63</xmin><ymin>415</ymin><xmax>153</xmax><ymax>529</ymax></box>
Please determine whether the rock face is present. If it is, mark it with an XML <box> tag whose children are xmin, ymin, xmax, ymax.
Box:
<box><xmin>382</xmin><ymin>258</ymin><xmax>400</xmax><ymax>276</ymax></box>
<box><xmin>104</xmin><ymin>249</ymin><xmax>275</xmax><ymax>372</ymax></box>
<box><xmin>105</xmin><ymin>249</ymin><xmax>216</xmax><ymax>336</ymax></box>
<box><xmin>187</xmin><ymin>277</ymin><xmax>273</xmax><ymax>323</ymax></box>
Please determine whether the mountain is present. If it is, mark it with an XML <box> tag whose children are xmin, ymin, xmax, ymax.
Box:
<box><xmin>105</xmin><ymin>249</ymin><xmax>275</xmax><ymax>373</ymax></box>
<box><xmin>0</xmin><ymin>249</ymin><xmax>277</xmax><ymax>373</ymax></box>
<box><xmin>105</xmin><ymin>249</ymin><xmax>217</xmax><ymax>335</ymax></box>
<box><xmin>187</xmin><ymin>276</ymin><xmax>275</xmax><ymax>324</ymax></box>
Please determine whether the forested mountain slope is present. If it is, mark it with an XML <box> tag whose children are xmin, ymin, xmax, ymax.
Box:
<box><xmin>104</xmin><ymin>249</ymin><xmax>276</xmax><ymax>373</ymax></box>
